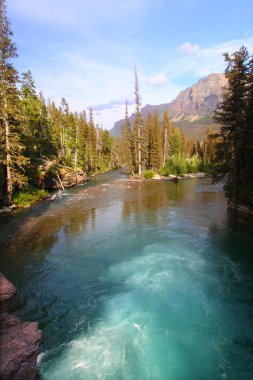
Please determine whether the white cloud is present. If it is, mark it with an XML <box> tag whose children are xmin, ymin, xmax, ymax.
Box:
<box><xmin>23</xmin><ymin>49</ymin><xmax>137</xmax><ymax>129</ymax></box>
<box><xmin>190</xmin><ymin>37</ymin><xmax>253</xmax><ymax>76</ymax></box>
<box><xmin>92</xmin><ymin>97</ymin><xmax>135</xmax><ymax>112</ymax></box>
<box><xmin>167</xmin><ymin>37</ymin><xmax>253</xmax><ymax>79</ymax></box>
<box><xmin>178</xmin><ymin>42</ymin><xmax>200</xmax><ymax>55</ymax></box>
<box><xmin>146</xmin><ymin>74</ymin><xmax>169</xmax><ymax>86</ymax></box>
<box><xmin>90</xmin><ymin>104</ymin><xmax>136</xmax><ymax>129</ymax></box>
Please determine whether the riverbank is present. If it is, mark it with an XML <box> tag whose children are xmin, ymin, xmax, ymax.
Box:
<box><xmin>0</xmin><ymin>171</ymin><xmax>208</xmax><ymax>214</ymax></box>
<box><xmin>227</xmin><ymin>199</ymin><xmax>253</xmax><ymax>215</ymax></box>
<box><xmin>127</xmin><ymin>172</ymin><xmax>207</xmax><ymax>182</ymax></box>
<box><xmin>151</xmin><ymin>172</ymin><xmax>207</xmax><ymax>181</ymax></box>
<box><xmin>0</xmin><ymin>162</ymin><xmax>89</xmax><ymax>213</ymax></box>
<box><xmin>0</xmin><ymin>273</ymin><xmax>42</xmax><ymax>380</ymax></box>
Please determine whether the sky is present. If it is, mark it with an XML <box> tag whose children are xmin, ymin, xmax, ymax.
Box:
<box><xmin>8</xmin><ymin>0</ymin><xmax>253</xmax><ymax>130</ymax></box>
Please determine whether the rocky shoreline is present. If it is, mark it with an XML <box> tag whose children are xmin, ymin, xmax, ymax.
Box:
<box><xmin>150</xmin><ymin>172</ymin><xmax>207</xmax><ymax>181</ymax></box>
<box><xmin>0</xmin><ymin>165</ymin><xmax>88</xmax><ymax>214</ymax></box>
<box><xmin>0</xmin><ymin>273</ymin><xmax>42</xmax><ymax>380</ymax></box>
<box><xmin>127</xmin><ymin>172</ymin><xmax>207</xmax><ymax>182</ymax></box>
<box><xmin>227</xmin><ymin>199</ymin><xmax>253</xmax><ymax>215</ymax></box>
<box><xmin>42</xmin><ymin>165</ymin><xmax>87</xmax><ymax>190</ymax></box>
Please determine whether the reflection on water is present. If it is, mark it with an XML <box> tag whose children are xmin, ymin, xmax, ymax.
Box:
<box><xmin>0</xmin><ymin>172</ymin><xmax>253</xmax><ymax>379</ymax></box>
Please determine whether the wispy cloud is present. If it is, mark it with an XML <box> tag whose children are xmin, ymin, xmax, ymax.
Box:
<box><xmin>178</xmin><ymin>42</ymin><xmax>200</xmax><ymax>55</ymax></box>
<box><xmin>92</xmin><ymin>97</ymin><xmax>135</xmax><ymax>111</ymax></box>
<box><xmin>146</xmin><ymin>74</ymin><xmax>169</xmax><ymax>86</ymax></box>
<box><xmin>170</xmin><ymin>37</ymin><xmax>253</xmax><ymax>79</ymax></box>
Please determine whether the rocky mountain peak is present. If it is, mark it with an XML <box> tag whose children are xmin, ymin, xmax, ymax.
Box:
<box><xmin>110</xmin><ymin>73</ymin><xmax>227</xmax><ymax>138</ymax></box>
<box><xmin>169</xmin><ymin>73</ymin><xmax>227</xmax><ymax>120</ymax></box>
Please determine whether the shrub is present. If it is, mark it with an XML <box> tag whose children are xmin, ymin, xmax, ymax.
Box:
<box><xmin>186</xmin><ymin>154</ymin><xmax>201</xmax><ymax>173</ymax></box>
<box><xmin>143</xmin><ymin>170</ymin><xmax>155</xmax><ymax>179</ymax></box>
<box><xmin>13</xmin><ymin>187</ymin><xmax>49</xmax><ymax>207</ymax></box>
<box><xmin>96</xmin><ymin>162</ymin><xmax>108</xmax><ymax>173</ymax></box>
<box><xmin>164</xmin><ymin>154</ymin><xmax>202</xmax><ymax>176</ymax></box>
<box><xmin>198</xmin><ymin>161</ymin><xmax>221</xmax><ymax>175</ymax></box>
<box><xmin>158</xmin><ymin>168</ymin><xmax>168</xmax><ymax>176</ymax></box>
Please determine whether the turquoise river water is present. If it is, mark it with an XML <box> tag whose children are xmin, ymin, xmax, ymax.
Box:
<box><xmin>0</xmin><ymin>171</ymin><xmax>253</xmax><ymax>379</ymax></box>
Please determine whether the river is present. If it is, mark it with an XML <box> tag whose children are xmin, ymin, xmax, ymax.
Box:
<box><xmin>0</xmin><ymin>171</ymin><xmax>253</xmax><ymax>379</ymax></box>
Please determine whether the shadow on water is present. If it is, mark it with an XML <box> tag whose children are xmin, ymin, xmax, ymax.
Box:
<box><xmin>0</xmin><ymin>171</ymin><xmax>124</xmax><ymax>273</ymax></box>
<box><xmin>209</xmin><ymin>208</ymin><xmax>253</xmax><ymax>268</ymax></box>
<box><xmin>0</xmin><ymin>171</ymin><xmax>129</xmax><ymax>352</ymax></box>
<box><xmin>206</xmin><ymin>210</ymin><xmax>253</xmax><ymax>379</ymax></box>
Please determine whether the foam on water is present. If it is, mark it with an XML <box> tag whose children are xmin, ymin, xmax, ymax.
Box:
<box><xmin>41</xmin><ymin>238</ymin><xmax>237</xmax><ymax>380</ymax></box>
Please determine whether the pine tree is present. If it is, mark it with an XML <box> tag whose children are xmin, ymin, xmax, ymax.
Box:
<box><xmin>180</xmin><ymin>129</ymin><xmax>187</xmax><ymax>156</ymax></box>
<box><xmin>76</xmin><ymin>110</ymin><xmax>88</xmax><ymax>169</ymax></box>
<box><xmin>21</xmin><ymin>71</ymin><xmax>52</xmax><ymax>158</ymax></box>
<box><xmin>203</xmin><ymin>128</ymin><xmax>217</xmax><ymax>164</ymax></box>
<box><xmin>47</xmin><ymin>100</ymin><xmax>62</xmax><ymax>155</ymax></box>
<box><xmin>100</xmin><ymin>129</ymin><xmax>112</xmax><ymax>169</ymax></box>
<box><xmin>185</xmin><ymin>138</ymin><xmax>196</xmax><ymax>157</ymax></box>
<box><xmin>60</xmin><ymin>97</ymin><xmax>69</xmax><ymax>162</ymax></box>
<box><xmin>38</xmin><ymin>92</ymin><xmax>53</xmax><ymax>156</ymax></box>
<box><xmin>133</xmin><ymin>66</ymin><xmax>143</xmax><ymax>175</ymax></box>
<box><xmin>120</xmin><ymin>100</ymin><xmax>134</xmax><ymax>173</ymax></box>
<box><xmin>169</xmin><ymin>127</ymin><xmax>182</xmax><ymax>156</ymax></box>
<box><xmin>240</xmin><ymin>53</ymin><xmax>253</xmax><ymax>202</ymax></box>
<box><xmin>66</xmin><ymin>112</ymin><xmax>77</xmax><ymax>168</ymax></box>
<box><xmin>149</xmin><ymin>112</ymin><xmax>162</xmax><ymax>170</ymax></box>
<box><xmin>0</xmin><ymin>0</ymin><xmax>27</xmax><ymax>205</ymax></box>
<box><xmin>87</xmin><ymin>108</ymin><xmax>97</xmax><ymax>172</ymax></box>
<box><xmin>144</xmin><ymin>112</ymin><xmax>153</xmax><ymax>169</ymax></box>
<box><xmin>214</xmin><ymin>46</ymin><xmax>249</xmax><ymax>202</ymax></box>
<box><xmin>162</xmin><ymin>111</ymin><xmax>171</xmax><ymax>166</ymax></box>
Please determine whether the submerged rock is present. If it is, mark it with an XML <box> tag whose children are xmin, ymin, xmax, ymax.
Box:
<box><xmin>0</xmin><ymin>273</ymin><xmax>42</xmax><ymax>380</ymax></box>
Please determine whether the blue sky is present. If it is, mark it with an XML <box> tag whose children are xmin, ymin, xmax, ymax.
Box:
<box><xmin>8</xmin><ymin>0</ymin><xmax>253</xmax><ymax>130</ymax></box>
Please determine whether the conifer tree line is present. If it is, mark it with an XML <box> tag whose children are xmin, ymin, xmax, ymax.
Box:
<box><xmin>119</xmin><ymin>106</ymin><xmax>217</xmax><ymax>174</ymax></box>
<box><xmin>0</xmin><ymin>0</ymin><xmax>114</xmax><ymax>206</ymax></box>
<box><xmin>214</xmin><ymin>46</ymin><xmax>253</xmax><ymax>207</ymax></box>
<box><xmin>118</xmin><ymin>68</ymin><xmax>218</xmax><ymax>176</ymax></box>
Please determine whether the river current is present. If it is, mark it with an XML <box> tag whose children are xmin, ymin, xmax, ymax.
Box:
<box><xmin>0</xmin><ymin>171</ymin><xmax>253</xmax><ymax>379</ymax></box>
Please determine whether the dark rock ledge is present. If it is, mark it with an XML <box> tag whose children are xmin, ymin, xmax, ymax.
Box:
<box><xmin>227</xmin><ymin>199</ymin><xmax>253</xmax><ymax>215</ymax></box>
<box><xmin>0</xmin><ymin>273</ymin><xmax>42</xmax><ymax>380</ymax></box>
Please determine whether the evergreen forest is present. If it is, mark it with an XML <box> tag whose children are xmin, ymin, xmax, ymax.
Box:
<box><xmin>0</xmin><ymin>0</ymin><xmax>252</xmax><ymax>211</ymax></box>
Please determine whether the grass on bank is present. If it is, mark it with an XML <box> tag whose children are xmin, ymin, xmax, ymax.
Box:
<box><xmin>157</xmin><ymin>155</ymin><xmax>218</xmax><ymax>177</ymax></box>
<box><xmin>158</xmin><ymin>155</ymin><xmax>201</xmax><ymax>176</ymax></box>
<box><xmin>13</xmin><ymin>187</ymin><xmax>49</xmax><ymax>208</ymax></box>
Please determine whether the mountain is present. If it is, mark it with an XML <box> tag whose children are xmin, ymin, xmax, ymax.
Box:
<box><xmin>110</xmin><ymin>73</ymin><xmax>227</xmax><ymax>138</ymax></box>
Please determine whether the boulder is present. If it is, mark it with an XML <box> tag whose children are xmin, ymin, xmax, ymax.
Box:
<box><xmin>44</xmin><ymin>167</ymin><xmax>87</xmax><ymax>189</ymax></box>
<box><xmin>0</xmin><ymin>273</ymin><xmax>42</xmax><ymax>380</ymax></box>
<box><xmin>0</xmin><ymin>273</ymin><xmax>18</xmax><ymax>312</ymax></box>
<box><xmin>61</xmin><ymin>169</ymin><xmax>88</xmax><ymax>188</ymax></box>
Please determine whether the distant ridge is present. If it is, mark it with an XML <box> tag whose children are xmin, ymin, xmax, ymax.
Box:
<box><xmin>110</xmin><ymin>73</ymin><xmax>227</xmax><ymax>138</ymax></box>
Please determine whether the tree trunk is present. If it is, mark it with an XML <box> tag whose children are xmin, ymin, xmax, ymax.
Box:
<box><xmin>3</xmin><ymin>95</ymin><xmax>12</xmax><ymax>205</ymax></box>
<box><xmin>138</xmin><ymin>125</ymin><xmax>141</xmax><ymax>175</ymax></box>
<box><xmin>163</xmin><ymin>128</ymin><xmax>168</xmax><ymax>167</ymax></box>
<box><xmin>233</xmin><ymin>139</ymin><xmax>241</xmax><ymax>203</ymax></box>
<box><xmin>74</xmin><ymin>125</ymin><xmax>78</xmax><ymax>173</ymax></box>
